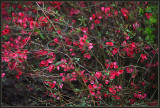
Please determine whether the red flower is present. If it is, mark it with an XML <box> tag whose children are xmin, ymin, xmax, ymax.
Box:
<box><xmin>108</xmin><ymin>87</ymin><xmax>114</xmax><ymax>92</ymax></box>
<box><xmin>94</xmin><ymin>72</ymin><xmax>102</xmax><ymax>79</ymax></box>
<box><xmin>84</xmin><ymin>53</ymin><xmax>91</xmax><ymax>59</ymax></box>
<box><xmin>105</xmin><ymin>63</ymin><xmax>109</xmax><ymax>69</ymax></box>
<box><xmin>16</xmin><ymin>75</ymin><xmax>20</xmax><ymax>79</ymax></box>
<box><xmin>145</xmin><ymin>13</ymin><xmax>152</xmax><ymax>19</ymax></box>
<box><xmin>112</xmin><ymin>47</ymin><xmax>118</xmax><ymax>55</ymax></box>
<box><xmin>18</xmin><ymin>71</ymin><xmax>22</xmax><ymax>75</ymax></box>
<box><xmin>121</xmin><ymin>8</ymin><xmax>129</xmax><ymax>20</ymax></box>
<box><xmin>40</xmin><ymin>60</ymin><xmax>45</xmax><ymax>65</ymax></box>
<box><xmin>106</xmin><ymin>42</ymin><xmax>114</xmax><ymax>46</ymax></box>
<box><xmin>126</xmin><ymin>67</ymin><xmax>134</xmax><ymax>73</ymax></box>
<box><xmin>92</xmin><ymin>14</ymin><xmax>96</xmax><ymax>19</ymax></box>
<box><xmin>105</xmin><ymin>7</ymin><xmax>110</xmax><ymax>13</ymax></box>
<box><xmin>79</xmin><ymin>37</ymin><xmax>86</xmax><ymax>46</ymax></box>
<box><xmin>48</xmin><ymin>65</ymin><xmax>54</xmax><ymax>72</ymax></box>
<box><xmin>2</xmin><ymin>29</ymin><xmax>10</xmax><ymax>36</ymax></box>
<box><xmin>114</xmin><ymin>11</ymin><xmax>118</xmax><ymax>15</ymax></box>
<box><xmin>129</xmin><ymin>98</ymin><xmax>136</xmax><ymax>104</ymax></box>
<box><xmin>62</xmin><ymin>77</ymin><xmax>66</xmax><ymax>81</ymax></box>
<box><xmin>88</xmin><ymin>84</ymin><xmax>93</xmax><ymax>90</ymax></box>
<box><xmin>94</xmin><ymin>20</ymin><xmax>100</xmax><ymax>24</ymax></box>
<box><xmin>54</xmin><ymin>38</ymin><xmax>59</xmax><ymax>43</ymax></box>
<box><xmin>104</xmin><ymin>93</ymin><xmax>107</xmax><ymax>97</ymax></box>
<box><xmin>47</xmin><ymin>58</ymin><xmax>54</xmax><ymax>63</ymax></box>
<box><xmin>142</xmin><ymin>81</ymin><xmax>145</xmax><ymax>86</ymax></box>
<box><xmin>50</xmin><ymin>83</ymin><xmax>55</xmax><ymax>88</ymax></box>
<box><xmin>109</xmin><ymin>71</ymin><xmax>116</xmax><ymax>79</ymax></box>
<box><xmin>118</xmin><ymin>70</ymin><xmax>124</xmax><ymax>74</ymax></box>
<box><xmin>18</xmin><ymin>12</ymin><xmax>24</xmax><ymax>17</ymax></box>
<box><xmin>83</xmin><ymin>35</ymin><xmax>88</xmax><ymax>40</ymax></box>
<box><xmin>141</xmin><ymin>54</ymin><xmax>147</xmax><ymax>60</ymax></box>
<box><xmin>30</xmin><ymin>21</ymin><xmax>38</xmax><ymax>29</ymax></box>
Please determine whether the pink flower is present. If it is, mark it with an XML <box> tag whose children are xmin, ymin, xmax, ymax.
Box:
<box><xmin>87</xmin><ymin>43</ymin><xmax>94</xmax><ymax>50</ymax></box>
<box><xmin>105</xmin><ymin>7</ymin><xmax>110</xmax><ymax>13</ymax></box>
<box><xmin>83</xmin><ymin>35</ymin><xmax>88</xmax><ymax>40</ymax></box>
<box><xmin>114</xmin><ymin>11</ymin><xmax>118</xmax><ymax>15</ymax></box>
<box><xmin>105</xmin><ymin>80</ymin><xmax>109</xmax><ymax>84</ymax></box>
<box><xmin>109</xmin><ymin>87</ymin><xmax>116</xmax><ymax>94</ymax></box>
<box><xmin>56</xmin><ymin>66</ymin><xmax>60</xmax><ymax>70</ymax></box>
<box><xmin>125</xmin><ymin>36</ymin><xmax>129</xmax><ymax>40</ymax></box>
<box><xmin>54</xmin><ymin>38</ymin><xmax>59</xmax><ymax>43</ymax></box>
<box><xmin>79</xmin><ymin>37</ymin><xmax>86</xmax><ymax>46</ymax></box>
<box><xmin>2</xmin><ymin>73</ymin><xmax>5</xmax><ymax>78</ymax></box>
<box><xmin>109</xmin><ymin>71</ymin><xmax>116</xmax><ymax>79</ymax></box>
<box><xmin>118</xmin><ymin>70</ymin><xmax>124</xmax><ymax>74</ymax></box>
<box><xmin>93</xmin><ymin>84</ymin><xmax>98</xmax><ymax>89</ymax></box>
<box><xmin>59</xmin><ymin>83</ymin><xmax>63</xmax><ymax>88</ymax></box>
<box><xmin>141</xmin><ymin>54</ymin><xmax>147</xmax><ymax>60</ymax></box>
<box><xmin>81</xmin><ymin>27</ymin><xmax>88</xmax><ymax>33</ymax></box>
<box><xmin>48</xmin><ymin>65</ymin><xmax>54</xmax><ymax>72</ymax></box>
<box><xmin>90</xmin><ymin>23</ymin><xmax>94</xmax><ymax>29</ymax></box>
<box><xmin>18</xmin><ymin>71</ymin><xmax>22</xmax><ymax>75</ymax></box>
<box><xmin>101</xmin><ymin>7</ymin><xmax>105</xmax><ymax>11</ymax></box>
<box><xmin>121</xmin><ymin>40</ymin><xmax>127</xmax><ymax>46</ymax></box>
<box><xmin>119</xmin><ymin>85</ymin><xmax>122</xmax><ymax>90</ymax></box>
<box><xmin>141</xmin><ymin>93</ymin><xmax>146</xmax><ymax>99</ymax></box>
<box><xmin>47</xmin><ymin>58</ymin><xmax>54</xmax><ymax>63</ymax></box>
<box><xmin>62</xmin><ymin>77</ymin><xmax>66</xmax><ymax>81</ymax></box>
<box><xmin>23</xmin><ymin>23</ymin><xmax>27</xmax><ymax>29</ymax></box>
<box><xmin>40</xmin><ymin>60</ymin><xmax>45</xmax><ymax>66</ymax></box>
<box><xmin>92</xmin><ymin>14</ymin><xmax>96</xmax><ymax>19</ymax></box>
<box><xmin>112</xmin><ymin>47</ymin><xmax>118</xmax><ymax>55</ymax></box>
<box><xmin>115</xmin><ymin>95</ymin><xmax>121</xmax><ymax>100</ymax></box>
<box><xmin>126</xmin><ymin>67</ymin><xmax>134</xmax><ymax>73</ymax></box>
<box><xmin>90</xmin><ymin>90</ymin><xmax>95</xmax><ymax>95</ymax></box>
<box><xmin>16</xmin><ymin>75</ymin><xmax>20</xmax><ymax>79</ymax></box>
<box><xmin>30</xmin><ymin>21</ymin><xmax>38</xmax><ymax>29</ymax></box>
<box><xmin>19</xmin><ymin>12</ymin><xmax>24</xmax><ymax>17</ymax></box>
<box><xmin>72</xmin><ymin>20</ymin><xmax>76</xmax><ymax>23</ymax></box>
<box><xmin>133</xmin><ymin>21</ymin><xmax>139</xmax><ymax>30</ymax></box>
<box><xmin>142</xmin><ymin>81</ymin><xmax>145</xmax><ymax>86</ymax></box>
<box><xmin>88</xmin><ymin>84</ymin><xmax>93</xmax><ymax>90</ymax></box>
<box><xmin>94</xmin><ymin>72</ymin><xmax>102</xmax><ymax>79</ymax></box>
<box><xmin>71</xmin><ymin>53</ymin><xmax>76</xmax><ymax>56</ymax></box>
<box><xmin>89</xmin><ymin>17</ymin><xmax>92</xmax><ymax>21</ymax></box>
<box><xmin>145</xmin><ymin>13</ymin><xmax>152</xmax><ymax>19</ymax></box>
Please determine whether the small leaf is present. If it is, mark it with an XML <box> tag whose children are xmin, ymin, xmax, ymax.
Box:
<box><xmin>86</xmin><ymin>40</ymin><xmax>89</xmax><ymax>43</ymax></box>
<box><xmin>35</xmin><ymin>28</ymin><xmax>45</xmax><ymax>40</ymax></box>
<box><xmin>149</xmin><ymin>17</ymin><xmax>157</xmax><ymax>24</ymax></box>
<box><xmin>55</xmin><ymin>61</ymin><xmax>65</xmax><ymax>66</ymax></box>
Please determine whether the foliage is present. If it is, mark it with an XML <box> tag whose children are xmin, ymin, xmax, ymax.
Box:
<box><xmin>1</xmin><ymin>1</ymin><xmax>158</xmax><ymax>106</ymax></box>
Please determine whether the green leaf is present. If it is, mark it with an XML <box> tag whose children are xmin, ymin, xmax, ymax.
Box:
<box><xmin>55</xmin><ymin>61</ymin><xmax>65</xmax><ymax>66</ymax></box>
<box><xmin>4</xmin><ymin>35</ymin><xmax>8</xmax><ymax>40</ymax></box>
<box><xmin>149</xmin><ymin>17</ymin><xmax>157</xmax><ymax>24</ymax></box>
<box><xmin>145</xmin><ymin>6</ymin><xmax>152</xmax><ymax>13</ymax></box>
<box><xmin>138</xmin><ymin>37</ymin><xmax>143</xmax><ymax>41</ymax></box>
<box><xmin>86</xmin><ymin>39</ymin><xmax>89</xmax><ymax>43</ymax></box>
<box><xmin>35</xmin><ymin>28</ymin><xmax>45</xmax><ymax>40</ymax></box>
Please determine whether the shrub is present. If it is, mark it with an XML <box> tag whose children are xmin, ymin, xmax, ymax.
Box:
<box><xmin>2</xmin><ymin>1</ymin><xmax>158</xmax><ymax>106</ymax></box>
